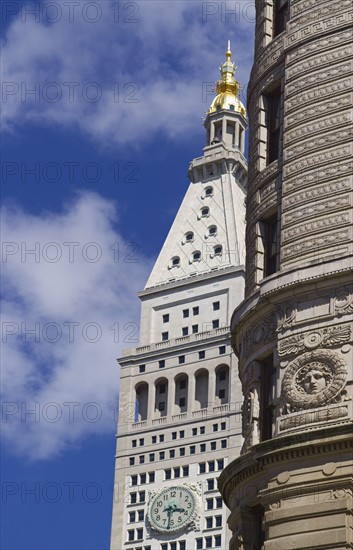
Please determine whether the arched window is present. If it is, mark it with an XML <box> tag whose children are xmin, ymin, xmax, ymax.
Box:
<box><xmin>208</xmin><ymin>225</ymin><xmax>217</xmax><ymax>237</ymax></box>
<box><xmin>214</xmin><ymin>245</ymin><xmax>223</xmax><ymax>256</ymax></box>
<box><xmin>205</xmin><ymin>186</ymin><xmax>213</xmax><ymax>197</ymax></box>
<box><xmin>201</xmin><ymin>207</ymin><xmax>210</xmax><ymax>217</ymax></box>
<box><xmin>192</xmin><ymin>251</ymin><xmax>201</xmax><ymax>262</ymax></box>
<box><xmin>170</xmin><ymin>256</ymin><xmax>180</xmax><ymax>268</ymax></box>
<box><xmin>185</xmin><ymin>231</ymin><xmax>194</xmax><ymax>243</ymax></box>
<box><xmin>135</xmin><ymin>382</ymin><xmax>149</xmax><ymax>422</ymax></box>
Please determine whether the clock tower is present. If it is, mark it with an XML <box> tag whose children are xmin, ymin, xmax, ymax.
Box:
<box><xmin>110</xmin><ymin>43</ymin><xmax>247</xmax><ymax>550</ymax></box>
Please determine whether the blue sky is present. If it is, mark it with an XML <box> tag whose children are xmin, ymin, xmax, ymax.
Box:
<box><xmin>1</xmin><ymin>1</ymin><xmax>255</xmax><ymax>548</ymax></box>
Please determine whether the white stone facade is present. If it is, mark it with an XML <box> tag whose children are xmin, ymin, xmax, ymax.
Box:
<box><xmin>110</xmin><ymin>48</ymin><xmax>248</xmax><ymax>550</ymax></box>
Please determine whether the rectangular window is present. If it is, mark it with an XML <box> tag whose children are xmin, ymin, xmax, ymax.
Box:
<box><xmin>219</xmin><ymin>372</ymin><xmax>226</xmax><ymax>381</ymax></box>
<box><xmin>211</xmin><ymin>441</ymin><xmax>216</xmax><ymax>450</ymax></box>
<box><xmin>196</xmin><ymin>539</ymin><xmax>203</xmax><ymax>550</ymax></box>
<box><xmin>131</xmin><ymin>475</ymin><xmax>138</xmax><ymax>486</ymax></box>
<box><xmin>182</xmin><ymin>327</ymin><xmax>189</xmax><ymax>336</ymax></box>
<box><xmin>170</xmin><ymin>543</ymin><xmax>177</xmax><ymax>550</ymax></box>
<box><xmin>192</xmin><ymin>324</ymin><xmax>198</xmax><ymax>334</ymax></box>
<box><xmin>139</xmin><ymin>456</ymin><xmax>145</xmax><ymax>464</ymax></box>
<box><xmin>172</xmin><ymin>432</ymin><xmax>177</xmax><ymax>440</ymax></box>
<box><xmin>159</xmin><ymin>384</ymin><xmax>166</xmax><ymax>394</ymax></box>
<box><xmin>200</xmin><ymin>443</ymin><xmax>206</xmax><ymax>452</ymax></box>
<box><xmin>161</xmin><ymin>331</ymin><xmax>169</xmax><ymax>341</ymax></box>
<box><xmin>219</xmin><ymin>346</ymin><xmax>226</xmax><ymax>355</ymax></box>
<box><xmin>130</xmin><ymin>457</ymin><xmax>135</xmax><ymax>466</ymax></box>
<box><xmin>218</xmin><ymin>389</ymin><xmax>226</xmax><ymax>399</ymax></box>
<box><xmin>180</xmin><ymin>448</ymin><xmax>185</xmax><ymax>457</ymax></box>
<box><xmin>199</xmin><ymin>463</ymin><xmax>206</xmax><ymax>474</ymax></box>
<box><xmin>152</xmin><ymin>436</ymin><xmax>157</xmax><ymax>444</ymax></box>
<box><xmin>180</xmin><ymin>380</ymin><xmax>187</xmax><ymax>390</ymax></box>
<box><xmin>261</xmin><ymin>214</ymin><xmax>279</xmax><ymax>277</ymax></box>
<box><xmin>165</xmin><ymin>469</ymin><xmax>172</xmax><ymax>480</ymax></box>
<box><xmin>213</xmin><ymin>301</ymin><xmax>220</xmax><ymax>311</ymax></box>
<box><xmin>193</xmin><ymin>306</ymin><xmax>199</xmax><ymax>315</ymax></box>
<box><xmin>138</xmin><ymin>510</ymin><xmax>144</xmax><ymax>521</ymax></box>
<box><xmin>260</xmin><ymin>354</ymin><xmax>276</xmax><ymax>441</ymax></box>
<box><xmin>183</xmin><ymin>309</ymin><xmax>189</xmax><ymax>318</ymax></box>
<box><xmin>128</xmin><ymin>530</ymin><xmax>134</xmax><ymax>542</ymax></box>
<box><xmin>221</xmin><ymin>422</ymin><xmax>226</xmax><ymax>430</ymax></box>
<box><xmin>140</xmin><ymin>474</ymin><xmax>146</xmax><ymax>484</ymax></box>
<box><xmin>215</xmin><ymin>516</ymin><xmax>222</xmax><ymax>528</ymax></box>
<box><xmin>159</xmin><ymin>451</ymin><xmax>165</xmax><ymax>460</ymax></box>
<box><xmin>179</xmin><ymin>397</ymin><xmax>186</xmax><ymax>407</ymax></box>
<box><xmin>161</xmin><ymin>544</ymin><xmax>167</xmax><ymax>550</ymax></box>
<box><xmin>158</xmin><ymin>402</ymin><xmax>165</xmax><ymax>412</ymax></box>
<box><xmin>207</xmin><ymin>498</ymin><xmax>214</xmax><ymax>510</ymax></box>
<box><xmin>139</xmin><ymin>491</ymin><xmax>145</xmax><ymax>502</ymax></box>
<box><xmin>217</xmin><ymin>459</ymin><xmax>224</xmax><ymax>470</ymax></box>
<box><xmin>132</xmin><ymin>440</ymin><xmax>137</xmax><ymax>448</ymax></box>
<box><xmin>221</xmin><ymin>439</ymin><xmax>227</xmax><ymax>449</ymax></box>
<box><xmin>139</xmin><ymin>364</ymin><xmax>145</xmax><ymax>373</ymax></box>
<box><xmin>190</xmin><ymin>445</ymin><xmax>196</xmax><ymax>454</ymax></box>
<box><xmin>273</xmin><ymin>0</ymin><xmax>289</xmax><ymax>36</ymax></box>
<box><xmin>178</xmin><ymin>355</ymin><xmax>185</xmax><ymax>364</ymax></box>
<box><xmin>206</xmin><ymin>517</ymin><xmax>213</xmax><ymax>529</ymax></box>
<box><xmin>159</xmin><ymin>360</ymin><xmax>165</xmax><ymax>369</ymax></box>
<box><xmin>130</xmin><ymin>492</ymin><xmax>137</xmax><ymax>504</ymax></box>
<box><xmin>214</xmin><ymin>535</ymin><xmax>222</xmax><ymax>547</ymax></box>
<box><xmin>162</xmin><ymin>314</ymin><xmax>169</xmax><ymax>323</ymax></box>
<box><xmin>216</xmin><ymin>497</ymin><xmax>223</xmax><ymax>508</ymax></box>
<box><xmin>179</xmin><ymin>542</ymin><xmax>186</xmax><ymax>550</ymax></box>
<box><xmin>174</xmin><ymin>467</ymin><xmax>180</xmax><ymax>478</ymax></box>
<box><xmin>200</xmin><ymin>426</ymin><xmax>205</xmax><ymax>434</ymax></box>
<box><xmin>170</xmin><ymin>450</ymin><xmax>175</xmax><ymax>458</ymax></box>
<box><xmin>212</xmin><ymin>319</ymin><xmax>220</xmax><ymax>329</ymax></box>
<box><xmin>199</xmin><ymin>350</ymin><xmax>205</xmax><ymax>359</ymax></box>
<box><xmin>182</xmin><ymin>466</ymin><xmax>189</xmax><ymax>477</ymax></box>
<box><xmin>213</xmin><ymin>424</ymin><xmax>218</xmax><ymax>432</ymax></box>
<box><xmin>136</xmin><ymin>528</ymin><xmax>143</xmax><ymax>540</ymax></box>
<box><xmin>129</xmin><ymin>511</ymin><xmax>136</xmax><ymax>522</ymax></box>
<box><xmin>159</xmin><ymin>434</ymin><xmax>164</xmax><ymax>442</ymax></box>
<box><xmin>139</xmin><ymin>438</ymin><xmax>144</xmax><ymax>446</ymax></box>
<box><xmin>207</xmin><ymin>479</ymin><xmax>214</xmax><ymax>491</ymax></box>
<box><xmin>266</xmin><ymin>86</ymin><xmax>281</xmax><ymax>164</ymax></box>
<box><xmin>205</xmin><ymin>536</ymin><xmax>212</xmax><ymax>548</ymax></box>
<box><xmin>192</xmin><ymin>428</ymin><xmax>197</xmax><ymax>436</ymax></box>
<box><xmin>208</xmin><ymin>461</ymin><xmax>215</xmax><ymax>472</ymax></box>
<box><xmin>149</xmin><ymin>472</ymin><xmax>155</xmax><ymax>483</ymax></box>
<box><xmin>179</xmin><ymin>430</ymin><xmax>185</xmax><ymax>438</ymax></box>
<box><xmin>149</xmin><ymin>453</ymin><xmax>155</xmax><ymax>462</ymax></box>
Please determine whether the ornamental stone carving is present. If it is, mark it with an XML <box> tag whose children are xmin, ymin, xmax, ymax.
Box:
<box><xmin>334</xmin><ymin>287</ymin><xmax>353</xmax><ymax>316</ymax></box>
<box><xmin>281</xmin><ymin>350</ymin><xmax>347</xmax><ymax>411</ymax></box>
<box><xmin>278</xmin><ymin>325</ymin><xmax>351</xmax><ymax>356</ymax></box>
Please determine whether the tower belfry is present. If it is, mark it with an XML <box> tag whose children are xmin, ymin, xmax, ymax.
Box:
<box><xmin>111</xmin><ymin>44</ymin><xmax>247</xmax><ymax>550</ymax></box>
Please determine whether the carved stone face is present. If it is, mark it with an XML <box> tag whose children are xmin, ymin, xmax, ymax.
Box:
<box><xmin>302</xmin><ymin>369</ymin><xmax>327</xmax><ymax>394</ymax></box>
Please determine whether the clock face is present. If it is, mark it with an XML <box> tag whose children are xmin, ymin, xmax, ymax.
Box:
<box><xmin>148</xmin><ymin>485</ymin><xmax>197</xmax><ymax>533</ymax></box>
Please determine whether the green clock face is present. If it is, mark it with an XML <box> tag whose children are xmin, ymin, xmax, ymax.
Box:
<box><xmin>148</xmin><ymin>486</ymin><xmax>197</xmax><ymax>533</ymax></box>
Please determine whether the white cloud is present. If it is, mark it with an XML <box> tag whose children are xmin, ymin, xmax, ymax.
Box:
<box><xmin>1</xmin><ymin>0</ymin><xmax>255</xmax><ymax>146</ymax></box>
<box><xmin>1</xmin><ymin>192</ymin><xmax>152</xmax><ymax>460</ymax></box>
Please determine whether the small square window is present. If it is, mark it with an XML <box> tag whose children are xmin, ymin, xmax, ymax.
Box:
<box><xmin>182</xmin><ymin>466</ymin><xmax>189</xmax><ymax>476</ymax></box>
<box><xmin>139</xmin><ymin>491</ymin><xmax>145</xmax><ymax>502</ymax></box>
<box><xmin>180</xmin><ymin>447</ymin><xmax>185</xmax><ymax>457</ymax></box>
<box><xmin>149</xmin><ymin>453</ymin><xmax>155</xmax><ymax>462</ymax></box>
<box><xmin>174</xmin><ymin>467</ymin><xmax>180</xmax><ymax>478</ymax></box>
<box><xmin>180</xmin><ymin>430</ymin><xmax>185</xmax><ymax>438</ymax></box>
<box><xmin>138</xmin><ymin>510</ymin><xmax>144</xmax><ymax>521</ymax></box>
<box><xmin>219</xmin><ymin>346</ymin><xmax>226</xmax><ymax>355</ymax></box>
<box><xmin>170</xmin><ymin>450</ymin><xmax>175</xmax><ymax>458</ymax></box>
<box><xmin>212</xmin><ymin>319</ymin><xmax>219</xmax><ymax>329</ymax></box>
<box><xmin>211</xmin><ymin>441</ymin><xmax>216</xmax><ymax>450</ymax></box>
<box><xmin>165</xmin><ymin>469</ymin><xmax>172</xmax><ymax>480</ymax></box>
<box><xmin>152</xmin><ymin>436</ymin><xmax>157</xmax><ymax>444</ymax></box>
<box><xmin>206</xmin><ymin>517</ymin><xmax>213</xmax><ymax>529</ymax></box>
<box><xmin>139</xmin><ymin>438</ymin><xmax>144</xmax><ymax>446</ymax></box>
<box><xmin>192</xmin><ymin>428</ymin><xmax>197</xmax><ymax>436</ymax></box>
<box><xmin>206</xmin><ymin>498</ymin><xmax>214</xmax><ymax>510</ymax></box>
<box><xmin>140</xmin><ymin>474</ymin><xmax>146</xmax><ymax>484</ymax></box>
<box><xmin>200</xmin><ymin>426</ymin><xmax>205</xmax><ymax>434</ymax></box>
<box><xmin>129</xmin><ymin>457</ymin><xmax>135</xmax><ymax>466</ymax></box>
<box><xmin>213</xmin><ymin>424</ymin><xmax>218</xmax><ymax>432</ymax></box>
<box><xmin>172</xmin><ymin>432</ymin><xmax>177</xmax><ymax>440</ymax></box>
<box><xmin>213</xmin><ymin>301</ymin><xmax>220</xmax><ymax>311</ymax></box>
<box><xmin>136</xmin><ymin>528</ymin><xmax>143</xmax><ymax>540</ymax></box>
<box><xmin>221</xmin><ymin>439</ymin><xmax>227</xmax><ymax>448</ymax></box>
<box><xmin>131</xmin><ymin>475</ymin><xmax>138</xmax><ymax>486</ymax></box>
<box><xmin>159</xmin><ymin>360</ymin><xmax>165</xmax><ymax>369</ymax></box>
<box><xmin>159</xmin><ymin>434</ymin><xmax>164</xmax><ymax>442</ymax></box>
<box><xmin>192</xmin><ymin>324</ymin><xmax>198</xmax><ymax>334</ymax></box>
<box><xmin>215</xmin><ymin>516</ymin><xmax>222</xmax><ymax>528</ymax></box>
<box><xmin>183</xmin><ymin>309</ymin><xmax>189</xmax><ymax>318</ymax></box>
<box><xmin>190</xmin><ymin>445</ymin><xmax>196</xmax><ymax>454</ymax></box>
<box><xmin>199</xmin><ymin>463</ymin><xmax>206</xmax><ymax>474</ymax></box>
<box><xmin>149</xmin><ymin>472</ymin><xmax>155</xmax><ymax>483</ymax></box>
<box><xmin>216</xmin><ymin>497</ymin><xmax>223</xmax><ymax>508</ymax></box>
<box><xmin>207</xmin><ymin>479</ymin><xmax>214</xmax><ymax>491</ymax></box>
<box><xmin>208</xmin><ymin>461</ymin><xmax>215</xmax><ymax>472</ymax></box>
<box><xmin>159</xmin><ymin>451</ymin><xmax>165</xmax><ymax>460</ymax></box>
<box><xmin>193</xmin><ymin>306</ymin><xmax>199</xmax><ymax>315</ymax></box>
<box><xmin>182</xmin><ymin>327</ymin><xmax>188</xmax><ymax>336</ymax></box>
<box><xmin>179</xmin><ymin>355</ymin><xmax>185</xmax><ymax>364</ymax></box>
<box><xmin>214</xmin><ymin>534</ymin><xmax>222</xmax><ymax>547</ymax></box>
<box><xmin>162</xmin><ymin>314</ymin><xmax>169</xmax><ymax>323</ymax></box>
<box><xmin>221</xmin><ymin>422</ymin><xmax>226</xmax><ymax>430</ymax></box>
<box><xmin>132</xmin><ymin>440</ymin><xmax>137</xmax><ymax>448</ymax></box>
<box><xmin>179</xmin><ymin>397</ymin><xmax>186</xmax><ymax>407</ymax></box>
<box><xmin>130</xmin><ymin>492</ymin><xmax>137</xmax><ymax>504</ymax></box>
<box><xmin>161</xmin><ymin>331</ymin><xmax>169</xmax><ymax>341</ymax></box>
<box><xmin>200</xmin><ymin>443</ymin><xmax>206</xmax><ymax>452</ymax></box>
<box><xmin>218</xmin><ymin>389</ymin><xmax>226</xmax><ymax>399</ymax></box>
<box><xmin>158</xmin><ymin>402</ymin><xmax>165</xmax><ymax>411</ymax></box>
<box><xmin>217</xmin><ymin>459</ymin><xmax>224</xmax><ymax>470</ymax></box>
<box><xmin>198</xmin><ymin>350</ymin><xmax>205</xmax><ymax>359</ymax></box>
<box><xmin>139</xmin><ymin>364</ymin><xmax>145</xmax><ymax>373</ymax></box>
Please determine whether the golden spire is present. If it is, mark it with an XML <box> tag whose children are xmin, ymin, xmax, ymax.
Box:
<box><xmin>208</xmin><ymin>41</ymin><xmax>246</xmax><ymax>117</ymax></box>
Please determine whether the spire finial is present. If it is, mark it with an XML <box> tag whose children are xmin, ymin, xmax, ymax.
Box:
<box><xmin>226</xmin><ymin>40</ymin><xmax>231</xmax><ymax>59</ymax></box>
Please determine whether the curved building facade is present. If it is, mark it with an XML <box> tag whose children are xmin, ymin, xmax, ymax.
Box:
<box><xmin>219</xmin><ymin>1</ymin><xmax>353</xmax><ymax>548</ymax></box>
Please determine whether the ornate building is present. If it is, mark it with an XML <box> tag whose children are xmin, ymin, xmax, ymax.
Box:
<box><xmin>111</xmin><ymin>45</ymin><xmax>248</xmax><ymax>550</ymax></box>
<box><xmin>218</xmin><ymin>1</ymin><xmax>353</xmax><ymax>549</ymax></box>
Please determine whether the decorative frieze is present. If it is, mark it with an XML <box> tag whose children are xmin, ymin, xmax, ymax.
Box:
<box><xmin>286</xmin><ymin>8</ymin><xmax>353</xmax><ymax>47</ymax></box>
<box><xmin>284</xmin><ymin>164</ymin><xmax>353</xmax><ymax>194</ymax></box>
<box><xmin>279</xmin><ymin>405</ymin><xmax>348</xmax><ymax>431</ymax></box>
<box><xmin>284</xmin><ymin>145</ymin><xmax>352</xmax><ymax>178</ymax></box>
<box><xmin>284</xmin><ymin>111</ymin><xmax>352</xmax><ymax>145</ymax></box>
<box><xmin>281</xmin><ymin>229</ymin><xmax>350</xmax><ymax>261</ymax></box>
<box><xmin>284</xmin><ymin>128</ymin><xmax>353</xmax><ymax>162</ymax></box>
<box><xmin>278</xmin><ymin>325</ymin><xmax>352</xmax><ymax>356</ymax></box>
<box><xmin>283</xmin><ymin>178</ymin><xmax>351</xmax><ymax>210</ymax></box>
<box><xmin>282</xmin><ymin>213</ymin><xmax>350</xmax><ymax>242</ymax></box>
<box><xmin>285</xmin><ymin>81</ymin><xmax>352</xmax><ymax>117</ymax></box>
<box><xmin>283</xmin><ymin>197</ymin><xmax>351</xmax><ymax>225</ymax></box>
<box><xmin>286</xmin><ymin>62</ymin><xmax>353</xmax><ymax>98</ymax></box>
<box><xmin>286</xmin><ymin>45</ymin><xmax>352</xmax><ymax>82</ymax></box>
<box><xmin>286</xmin><ymin>29</ymin><xmax>352</xmax><ymax>62</ymax></box>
